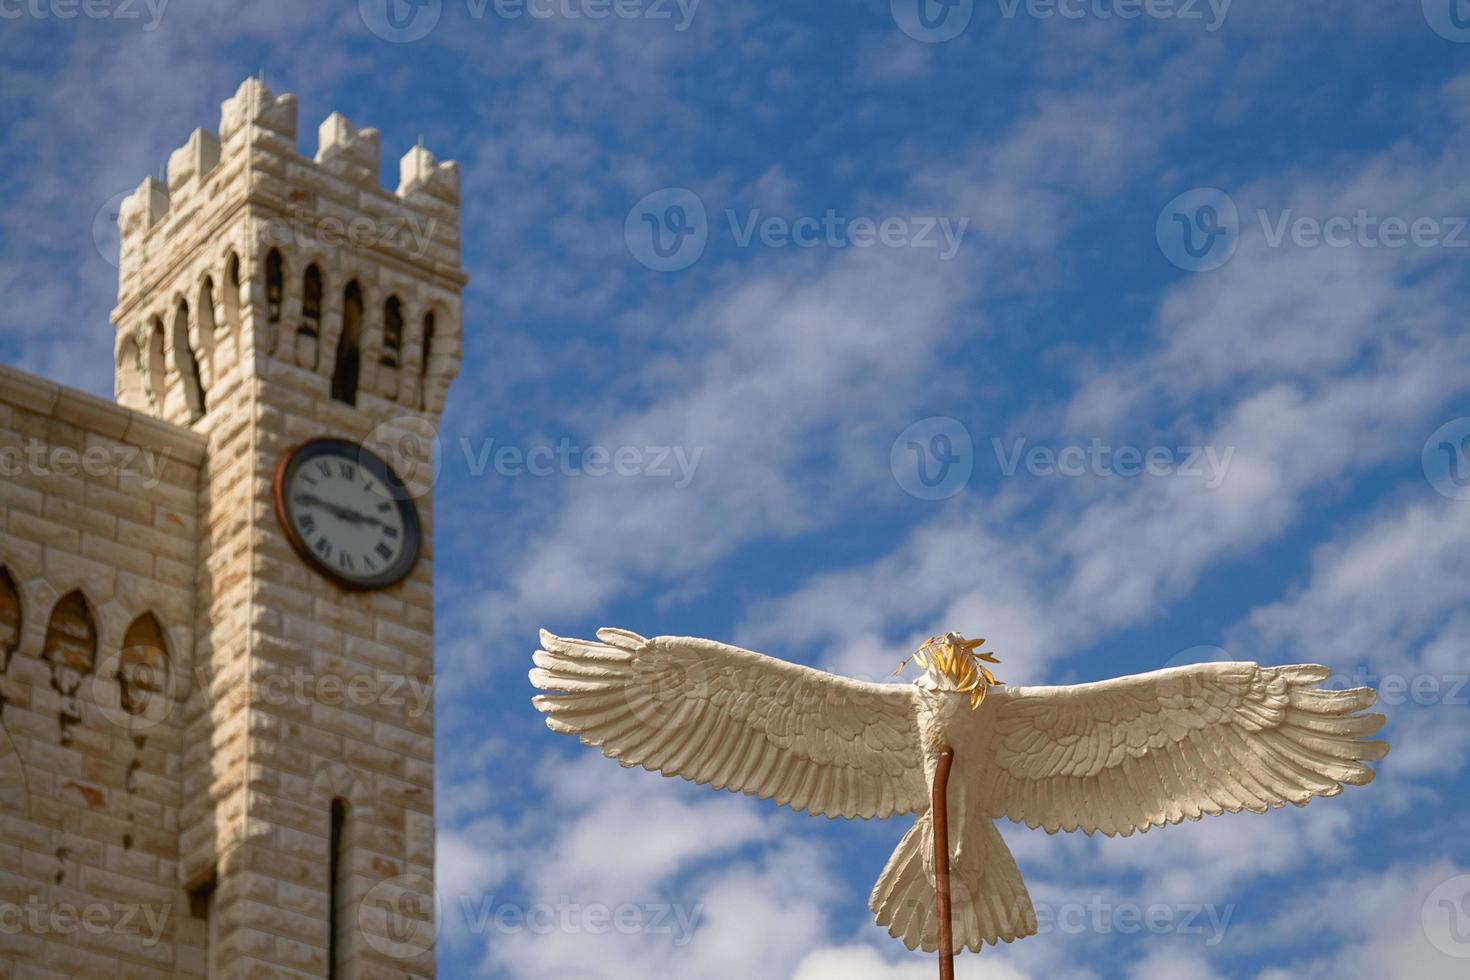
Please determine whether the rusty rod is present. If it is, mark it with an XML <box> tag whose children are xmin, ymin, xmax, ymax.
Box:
<box><xmin>933</xmin><ymin>745</ymin><xmax>955</xmax><ymax>980</ymax></box>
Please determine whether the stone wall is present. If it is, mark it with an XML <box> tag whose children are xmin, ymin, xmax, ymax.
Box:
<box><xmin>0</xmin><ymin>363</ymin><xmax>209</xmax><ymax>977</ymax></box>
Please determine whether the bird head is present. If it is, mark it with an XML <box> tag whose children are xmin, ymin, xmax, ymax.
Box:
<box><xmin>894</xmin><ymin>632</ymin><xmax>1002</xmax><ymax>709</ymax></box>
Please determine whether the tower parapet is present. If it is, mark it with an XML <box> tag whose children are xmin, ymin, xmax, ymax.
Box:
<box><xmin>99</xmin><ymin>78</ymin><xmax>460</xmax><ymax>979</ymax></box>
<box><xmin>112</xmin><ymin>77</ymin><xmax>466</xmax><ymax>429</ymax></box>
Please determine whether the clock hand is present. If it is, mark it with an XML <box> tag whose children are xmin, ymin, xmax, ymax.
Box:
<box><xmin>295</xmin><ymin>492</ymin><xmax>392</xmax><ymax>530</ymax></box>
<box><xmin>325</xmin><ymin>503</ymin><xmax>390</xmax><ymax>530</ymax></box>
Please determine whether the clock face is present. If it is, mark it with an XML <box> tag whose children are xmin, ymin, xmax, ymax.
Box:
<box><xmin>273</xmin><ymin>438</ymin><xmax>423</xmax><ymax>591</ymax></box>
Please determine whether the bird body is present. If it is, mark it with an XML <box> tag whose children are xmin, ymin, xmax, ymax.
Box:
<box><xmin>530</xmin><ymin>629</ymin><xmax>1388</xmax><ymax>954</ymax></box>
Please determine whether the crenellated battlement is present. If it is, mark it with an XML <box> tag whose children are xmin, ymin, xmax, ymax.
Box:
<box><xmin>111</xmin><ymin>76</ymin><xmax>466</xmax><ymax>434</ymax></box>
<box><xmin>116</xmin><ymin>77</ymin><xmax>462</xmax><ymax>299</ymax></box>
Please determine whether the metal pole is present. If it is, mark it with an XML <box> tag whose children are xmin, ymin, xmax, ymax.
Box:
<box><xmin>934</xmin><ymin>745</ymin><xmax>955</xmax><ymax>980</ymax></box>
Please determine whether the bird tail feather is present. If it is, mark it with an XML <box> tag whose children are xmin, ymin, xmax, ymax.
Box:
<box><xmin>869</xmin><ymin>810</ymin><xmax>1037</xmax><ymax>954</ymax></box>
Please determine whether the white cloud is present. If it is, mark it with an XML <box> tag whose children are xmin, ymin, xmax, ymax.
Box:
<box><xmin>1250</xmin><ymin>860</ymin><xmax>1470</xmax><ymax>980</ymax></box>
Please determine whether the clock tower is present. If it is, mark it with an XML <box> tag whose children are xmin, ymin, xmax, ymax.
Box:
<box><xmin>109</xmin><ymin>77</ymin><xmax>464</xmax><ymax>977</ymax></box>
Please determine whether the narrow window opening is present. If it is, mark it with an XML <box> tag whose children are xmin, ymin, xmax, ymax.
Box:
<box><xmin>332</xmin><ymin>282</ymin><xmax>363</xmax><ymax>406</ymax></box>
<box><xmin>299</xmin><ymin>264</ymin><xmax>324</xmax><ymax>370</ymax></box>
<box><xmin>265</xmin><ymin>248</ymin><xmax>284</xmax><ymax>324</ymax></box>
<box><xmin>379</xmin><ymin>296</ymin><xmax>404</xmax><ymax>400</ymax></box>
<box><xmin>419</xmin><ymin>312</ymin><xmax>436</xmax><ymax>411</ymax></box>
<box><xmin>223</xmin><ymin>253</ymin><xmax>241</xmax><ymax>335</ymax></box>
<box><xmin>174</xmin><ymin>299</ymin><xmax>206</xmax><ymax>422</ymax></box>
<box><xmin>147</xmin><ymin>317</ymin><xmax>167</xmax><ymax>415</ymax></box>
<box><xmin>188</xmin><ymin>872</ymin><xmax>218</xmax><ymax>979</ymax></box>
<box><xmin>382</xmin><ymin>297</ymin><xmax>403</xmax><ymax>368</ymax></box>
<box><xmin>329</xmin><ymin>797</ymin><xmax>349</xmax><ymax>978</ymax></box>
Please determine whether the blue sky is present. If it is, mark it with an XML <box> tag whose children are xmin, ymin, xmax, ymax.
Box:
<box><xmin>4</xmin><ymin>1</ymin><xmax>1470</xmax><ymax>977</ymax></box>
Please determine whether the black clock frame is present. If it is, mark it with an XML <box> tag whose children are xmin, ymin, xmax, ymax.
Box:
<box><xmin>273</xmin><ymin>437</ymin><xmax>423</xmax><ymax>592</ymax></box>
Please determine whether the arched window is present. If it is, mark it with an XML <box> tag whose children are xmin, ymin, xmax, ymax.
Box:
<box><xmin>223</xmin><ymin>252</ymin><xmax>242</xmax><ymax>335</ymax></box>
<box><xmin>419</xmin><ymin>311</ymin><xmax>435</xmax><ymax>411</ymax></box>
<box><xmin>0</xmin><ymin>567</ymin><xmax>20</xmax><ymax>674</ymax></box>
<box><xmin>148</xmin><ymin>317</ymin><xmax>167</xmax><ymax>415</ymax></box>
<box><xmin>332</xmin><ymin>281</ymin><xmax>363</xmax><ymax>406</ymax></box>
<box><xmin>382</xmin><ymin>297</ymin><xmax>404</xmax><ymax>369</ymax></box>
<box><xmin>119</xmin><ymin>613</ymin><xmax>169</xmax><ymax>720</ymax></box>
<box><xmin>44</xmin><ymin>591</ymin><xmax>96</xmax><ymax>744</ymax></box>
<box><xmin>299</xmin><ymin>264</ymin><xmax>324</xmax><ymax>370</ymax></box>
<box><xmin>173</xmin><ymin>299</ymin><xmax>206</xmax><ymax>422</ymax></box>
<box><xmin>329</xmin><ymin>797</ymin><xmax>349</xmax><ymax>978</ymax></box>
<box><xmin>380</xmin><ymin>296</ymin><xmax>404</xmax><ymax>401</ymax></box>
<box><xmin>266</xmin><ymin>248</ymin><xmax>284</xmax><ymax>324</ymax></box>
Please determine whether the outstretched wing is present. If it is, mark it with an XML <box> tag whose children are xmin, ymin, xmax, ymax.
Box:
<box><xmin>531</xmin><ymin>629</ymin><xmax>927</xmax><ymax>820</ymax></box>
<box><xmin>977</xmin><ymin>662</ymin><xmax>1388</xmax><ymax>837</ymax></box>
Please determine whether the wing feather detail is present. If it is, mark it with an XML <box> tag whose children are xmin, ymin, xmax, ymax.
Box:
<box><xmin>531</xmin><ymin>629</ymin><xmax>927</xmax><ymax>820</ymax></box>
<box><xmin>979</xmin><ymin>662</ymin><xmax>1388</xmax><ymax>837</ymax></box>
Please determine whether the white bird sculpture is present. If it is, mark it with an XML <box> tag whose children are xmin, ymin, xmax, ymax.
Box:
<box><xmin>530</xmin><ymin>629</ymin><xmax>1387</xmax><ymax>962</ymax></box>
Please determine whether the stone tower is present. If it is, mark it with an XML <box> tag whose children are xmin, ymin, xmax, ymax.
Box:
<box><xmin>100</xmin><ymin>77</ymin><xmax>462</xmax><ymax>976</ymax></box>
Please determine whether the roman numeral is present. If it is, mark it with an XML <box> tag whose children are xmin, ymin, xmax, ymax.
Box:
<box><xmin>375</xmin><ymin>542</ymin><xmax>393</xmax><ymax>561</ymax></box>
<box><xmin>315</xmin><ymin>538</ymin><xmax>333</xmax><ymax>560</ymax></box>
<box><xmin>338</xmin><ymin>463</ymin><xmax>357</xmax><ymax>481</ymax></box>
<box><xmin>341</xmin><ymin>554</ymin><xmax>356</xmax><ymax>572</ymax></box>
<box><xmin>316</xmin><ymin>462</ymin><xmax>333</xmax><ymax>479</ymax></box>
<box><xmin>383</xmin><ymin>526</ymin><xmax>399</xmax><ymax>540</ymax></box>
<box><xmin>299</xmin><ymin>514</ymin><xmax>317</xmax><ymax>534</ymax></box>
